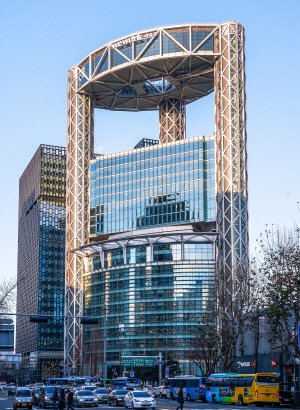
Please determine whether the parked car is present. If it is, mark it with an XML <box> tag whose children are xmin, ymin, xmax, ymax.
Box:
<box><xmin>153</xmin><ymin>386</ymin><xmax>168</xmax><ymax>398</ymax></box>
<box><xmin>124</xmin><ymin>391</ymin><xmax>156</xmax><ymax>409</ymax></box>
<box><xmin>94</xmin><ymin>389</ymin><xmax>109</xmax><ymax>403</ymax></box>
<box><xmin>13</xmin><ymin>388</ymin><xmax>34</xmax><ymax>410</ymax></box>
<box><xmin>160</xmin><ymin>387</ymin><xmax>169</xmax><ymax>399</ymax></box>
<box><xmin>39</xmin><ymin>385</ymin><xmax>62</xmax><ymax>408</ymax></box>
<box><xmin>279</xmin><ymin>390</ymin><xmax>294</xmax><ymax>406</ymax></box>
<box><xmin>108</xmin><ymin>390</ymin><xmax>127</xmax><ymax>406</ymax></box>
<box><xmin>73</xmin><ymin>390</ymin><xmax>98</xmax><ymax>407</ymax></box>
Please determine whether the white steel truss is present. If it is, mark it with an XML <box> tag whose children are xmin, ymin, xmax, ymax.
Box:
<box><xmin>159</xmin><ymin>98</ymin><xmax>186</xmax><ymax>143</ymax></box>
<box><xmin>65</xmin><ymin>22</ymin><xmax>249</xmax><ymax>370</ymax></box>
<box><xmin>215</xmin><ymin>23</ymin><xmax>249</xmax><ymax>310</ymax></box>
<box><xmin>65</xmin><ymin>67</ymin><xmax>94</xmax><ymax>373</ymax></box>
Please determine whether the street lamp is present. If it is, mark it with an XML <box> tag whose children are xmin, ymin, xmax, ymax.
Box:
<box><xmin>100</xmin><ymin>303</ymin><xmax>108</xmax><ymax>380</ymax></box>
<box><xmin>148</xmin><ymin>330</ymin><xmax>170</xmax><ymax>384</ymax></box>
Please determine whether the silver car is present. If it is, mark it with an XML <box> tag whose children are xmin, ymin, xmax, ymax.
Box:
<box><xmin>93</xmin><ymin>389</ymin><xmax>109</xmax><ymax>403</ymax></box>
<box><xmin>13</xmin><ymin>388</ymin><xmax>33</xmax><ymax>410</ymax></box>
<box><xmin>73</xmin><ymin>391</ymin><xmax>98</xmax><ymax>407</ymax></box>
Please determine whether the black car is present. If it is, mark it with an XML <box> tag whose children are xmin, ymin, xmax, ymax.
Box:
<box><xmin>39</xmin><ymin>385</ymin><xmax>62</xmax><ymax>408</ymax></box>
<box><xmin>279</xmin><ymin>390</ymin><xmax>294</xmax><ymax>406</ymax></box>
<box><xmin>108</xmin><ymin>390</ymin><xmax>127</xmax><ymax>406</ymax></box>
<box><xmin>32</xmin><ymin>387</ymin><xmax>41</xmax><ymax>405</ymax></box>
<box><xmin>5</xmin><ymin>384</ymin><xmax>16</xmax><ymax>396</ymax></box>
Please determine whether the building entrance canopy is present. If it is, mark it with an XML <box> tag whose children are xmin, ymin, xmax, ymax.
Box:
<box><xmin>76</xmin><ymin>24</ymin><xmax>219</xmax><ymax>111</ymax></box>
<box><xmin>74</xmin><ymin>230</ymin><xmax>217</xmax><ymax>258</ymax></box>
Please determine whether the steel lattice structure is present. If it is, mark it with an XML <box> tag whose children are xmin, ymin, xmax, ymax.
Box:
<box><xmin>159</xmin><ymin>98</ymin><xmax>186</xmax><ymax>142</ymax></box>
<box><xmin>65</xmin><ymin>68</ymin><xmax>94</xmax><ymax>373</ymax></box>
<box><xmin>214</xmin><ymin>23</ymin><xmax>248</xmax><ymax>308</ymax></box>
<box><xmin>66</xmin><ymin>22</ymin><xmax>248</xmax><ymax>371</ymax></box>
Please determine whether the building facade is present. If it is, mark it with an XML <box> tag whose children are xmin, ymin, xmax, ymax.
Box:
<box><xmin>65</xmin><ymin>23</ymin><xmax>248</xmax><ymax>375</ymax></box>
<box><xmin>0</xmin><ymin>319</ymin><xmax>14</xmax><ymax>353</ymax></box>
<box><xmin>16</xmin><ymin>144</ymin><xmax>66</xmax><ymax>382</ymax></box>
<box><xmin>80</xmin><ymin>136</ymin><xmax>216</xmax><ymax>375</ymax></box>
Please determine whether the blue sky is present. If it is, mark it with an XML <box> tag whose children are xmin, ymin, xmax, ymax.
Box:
<box><xmin>0</xmin><ymin>0</ymin><xmax>299</xmax><ymax>280</ymax></box>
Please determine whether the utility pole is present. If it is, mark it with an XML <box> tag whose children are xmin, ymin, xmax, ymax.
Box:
<box><xmin>158</xmin><ymin>352</ymin><xmax>162</xmax><ymax>386</ymax></box>
<box><xmin>103</xmin><ymin>304</ymin><xmax>107</xmax><ymax>380</ymax></box>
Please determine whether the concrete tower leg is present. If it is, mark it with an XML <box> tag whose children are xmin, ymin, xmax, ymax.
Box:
<box><xmin>159</xmin><ymin>98</ymin><xmax>186</xmax><ymax>143</ymax></box>
<box><xmin>65</xmin><ymin>67</ymin><xmax>94</xmax><ymax>374</ymax></box>
<box><xmin>215</xmin><ymin>23</ymin><xmax>249</xmax><ymax>309</ymax></box>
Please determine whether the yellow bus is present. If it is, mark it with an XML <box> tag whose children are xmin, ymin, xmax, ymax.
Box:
<box><xmin>206</xmin><ymin>372</ymin><xmax>279</xmax><ymax>406</ymax></box>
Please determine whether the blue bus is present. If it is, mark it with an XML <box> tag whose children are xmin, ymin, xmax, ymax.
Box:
<box><xmin>46</xmin><ymin>378</ymin><xmax>71</xmax><ymax>387</ymax></box>
<box><xmin>112</xmin><ymin>377</ymin><xmax>141</xmax><ymax>389</ymax></box>
<box><xmin>82</xmin><ymin>376</ymin><xmax>100</xmax><ymax>385</ymax></box>
<box><xmin>69</xmin><ymin>377</ymin><xmax>86</xmax><ymax>387</ymax></box>
<box><xmin>169</xmin><ymin>376</ymin><xmax>208</xmax><ymax>401</ymax></box>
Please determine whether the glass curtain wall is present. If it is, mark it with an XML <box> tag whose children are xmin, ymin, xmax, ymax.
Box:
<box><xmin>90</xmin><ymin>136</ymin><xmax>215</xmax><ymax>236</ymax></box>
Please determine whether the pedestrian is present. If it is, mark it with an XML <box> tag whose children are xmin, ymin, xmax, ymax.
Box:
<box><xmin>66</xmin><ymin>390</ymin><xmax>74</xmax><ymax>410</ymax></box>
<box><xmin>52</xmin><ymin>387</ymin><xmax>59</xmax><ymax>410</ymax></box>
<box><xmin>176</xmin><ymin>387</ymin><xmax>184</xmax><ymax>410</ymax></box>
<box><xmin>58</xmin><ymin>389</ymin><xmax>65</xmax><ymax>410</ymax></box>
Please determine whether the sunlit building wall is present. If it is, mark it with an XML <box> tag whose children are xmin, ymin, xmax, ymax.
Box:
<box><xmin>16</xmin><ymin>145</ymin><xmax>66</xmax><ymax>381</ymax></box>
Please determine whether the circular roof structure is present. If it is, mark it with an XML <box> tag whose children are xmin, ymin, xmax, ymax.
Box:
<box><xmin>76</xmin><ymin>24</ymin><xmax>220</xmax><ymax>111</ymax></box>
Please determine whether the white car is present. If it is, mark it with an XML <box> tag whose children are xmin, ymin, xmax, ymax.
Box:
<box><xmin>153</xmin><ymin>386</ymin><xmax>168</xmax><ymax>398</ymax></box>
<box><xmin>124</xmin><ymin>391</ymin><xmax>156</xmax><ymax>409</ymax></box>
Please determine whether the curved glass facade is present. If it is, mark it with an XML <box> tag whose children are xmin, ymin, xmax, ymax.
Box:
<box><xmin>90</xmin><ymin>136</ymin><xmax>215</xmax><ymax>236</ymax></box>
<box><xmin>83</xmin><ymin>234</ymin><xmax>216</xmax><ymax>372</ymax></box>
<box><xmin>82</xmin><ymin>135</ymin><xmax>217</xmax><ymax>375</ymax></box>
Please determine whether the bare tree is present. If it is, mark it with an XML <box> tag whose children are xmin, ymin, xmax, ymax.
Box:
<box><xmin>0</xmin><ymin>278</ymin><xmax>17</xmax><ymax>316</ymax></box>
<box><xmin>189</xmin><ymin>307</ymin><xmax>223</xmax><ymax>376</ymax></box>
<box><xmin>190</xmin><ymin>266</ymin><xmax>262</xmax><ymax>373</ymax></box>
<box><xmin>254</xmin><ymin>226</ymin><xmax>300</xmax><ymax>369</ymax></box>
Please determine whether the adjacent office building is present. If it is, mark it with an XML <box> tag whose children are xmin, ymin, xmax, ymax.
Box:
<box><xmin>16</xmin><ymin>145</ymin><xmax>66</xmax><ymax>381</ymax></box>
<box><xmin>0</xmin><ymin>319</ymin><xmax>14</xmax><ymax>352</ymax></box>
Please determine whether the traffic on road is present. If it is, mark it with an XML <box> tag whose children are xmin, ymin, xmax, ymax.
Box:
<box><xmin>0</xmin><ymin>393</ymin><xmax>292</xmax><ymax>410</ymax></box>
<box><xmin>0</xmin><ymin>372</ymin><xmax>293</xmax><ymax>410</ymax></box>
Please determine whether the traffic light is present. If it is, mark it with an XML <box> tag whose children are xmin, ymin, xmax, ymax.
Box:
<box><xmin>80</xmin><ymin>317</ymin><xmax>99</xmax><ymax>325</ymax></box>
<box><xmin>29</xmin><ymin>315</ymin><xmax>48</xmax><ymax>323</ymax></box>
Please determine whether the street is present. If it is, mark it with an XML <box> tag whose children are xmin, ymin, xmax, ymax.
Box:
<box><xmin>0</xmin><ymin>394</ymin><xmax>289</xmax><ymax>410</ymax></box>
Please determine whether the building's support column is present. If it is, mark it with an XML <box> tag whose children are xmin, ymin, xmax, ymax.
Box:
<box><xmin>65</xmin><ymin>67</ymin><xmax>94</xmax><ymax>374</ymax></box>
<box><xmin>159</xmin><ymin>98</ymin><xmax>186</xmax><ymax>143</ymax></box>
<box><xmin>215</xmin><ymin>23</ymin><xmax>249</xmax><ymax>309</ymax></box>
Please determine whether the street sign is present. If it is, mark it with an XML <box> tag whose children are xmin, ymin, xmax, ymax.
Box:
<box><xmin>130</xmin><ymin>371</ymin><xmax>135</xmax><ymax>377</ymax></box>
<box><xmin>121</xmin><ymin>356</ymin><xmax>157</xmax><ymax>367</ymax></box>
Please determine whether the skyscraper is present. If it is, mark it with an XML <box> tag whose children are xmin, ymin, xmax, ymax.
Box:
<box><xmin>65</xmin><ymin>23</ymin><xmax>248</xmax><ymax>375</ymax></box>
<box><xmin>16</xmin><ymin>144</ymin><xmax>66</xmax><ymax>381</ymax></box>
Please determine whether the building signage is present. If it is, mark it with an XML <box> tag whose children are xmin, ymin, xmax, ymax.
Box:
<box><xmin>121</xmin><ymin>355</ymin><xmax>157</xmax><ymax>367</ymax></box>
<box><xmin>236</xmin><ymin>360</ymin><xmax>256</xmax><ymax>368</ymax></box>
<box><xmin>112</xmin><ymin>32</ymin><xmax>155</xmax><ymax>49</ymax></box>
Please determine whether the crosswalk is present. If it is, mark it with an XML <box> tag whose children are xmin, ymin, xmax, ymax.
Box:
<box><xmin>0</xmin><ymin>396</ymin><xmax>278</xmax><ymax>410</ymax></box>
